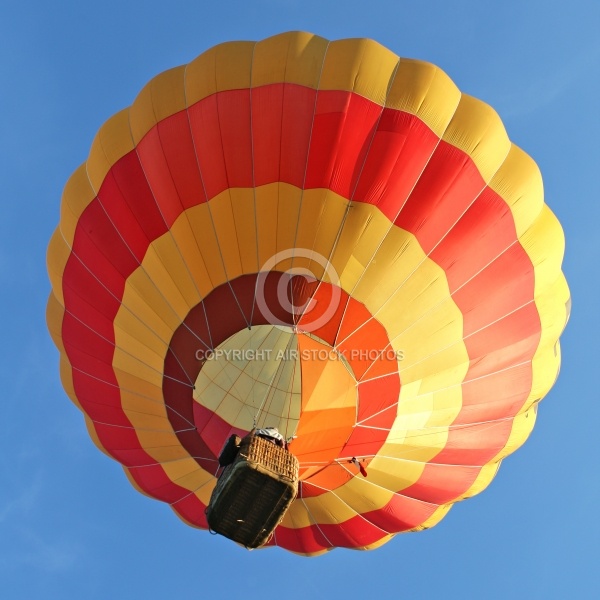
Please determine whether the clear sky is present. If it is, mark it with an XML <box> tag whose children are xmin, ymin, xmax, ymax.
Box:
<box><xmin>1</xmin><ymin>1</ymin><xmax>598</xmax><ymax>598</ymax></box>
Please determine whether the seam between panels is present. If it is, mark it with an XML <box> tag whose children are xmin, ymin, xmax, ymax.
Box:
<box><xmin>166</xmin><ymin>477</ymin><xmax>217</xmax><ymax>507</ymax></box>
<box><xmin>80</xmin><ymin>167</ymin><xmax>209</xmax><ymax>397</ymax></box>
<box><xmin>390</xmin><ymin>294</ymin><xmax>537</xmax><ymax>382</ymax></box>
<box><xmin>127</xmin><ymin>84</ymin><xmax>221</xmax><ymax>358</ymax></box>
<box><xmin>332</xmin><ymin>77</ymin><xmax>464</xmax><ymax>348</ymax></box>
<box><xmin>342</xmin><ymin>450</ymin><xmax>507</xmax><ymax>471</ymax></box>
<box><xmin>397</xmin><ymin>356</ymin><xmax>533</xmax><ymax>392</ymax></box>
<box><xmin>158</xmin><ymin>64</ymin><xmax>215</xmax><ymax>347</ymax></box>
<box><xmin>346</xmin><ymin>234</ymin><xmax>522</xmax><ymax>383</ymax></box>
<box><xmin>295</xmin><ymin>58</ymin><xmax>403</xmax><ymax>459</ymax></box>
<box><xmin>253</xmin><ymin>331</ymin><xmax>296</xmax><ymax>427</ymax></box>
<box><xmin>61</xmin><ymin>302</ymin><xmax>193</xmax><ymax>387</ymax></box>
<box><xmin>214</xmin><ymin>42</ymin><xmax>258</xmax><ymax>329</ymax></box>
<box><xmin>235</xmin><ymin>326</ymin><xmax>283</xmax><ymax>428</ymax></box>
<box><xmin>249</xmin><ymin>41</ymin><xmax>260</xmax><ymax>326</ymax></box>
<box><xmin>108</xmin><ymin>454</ymin><xmax>217</xmax><ymax>469</ymax></box>
<box><xmin>304</xmin><ymin>469</ymin><xmax>443</xmax><ymax>510</ymax></box>
<box><xmin>248</xmin><ymin>40</ymin><xmax>260</xmax><ymax>415</ymax></box>
<box><xmin>303</xmin><ymin>467</ymin><xmax>394</xmax><ymax>542</ymax></box>
<box><xmin>59</xmin><ymin>227</ymin><xmax>170</xmax><ymax>348</ymax></box>
<box><xmin>299</xmin><ymin>488</ymin><xmax>335</xmax><ymax>550</ymax></box>
<box><xmin>190</xmin><ymin>44</ymin><xmax>258</xmax><ymax>331</ymax></box>
<box><xmin>283</xmin><ymin>332</ymin><xmax>300</xmax><ymax>441</ymax></box>
<box><xmin>59</xmin><ymin>227</ymin><xmax>198</xmax><ymax>391</ymax></box>
<box><xmin>127</xmin><ymin>106</ymin><xmax>209</xmax><ymax>336</ymax></box>
<box><xmin>354</xmin><ymin>413</ymin><xmax>523</xmax><ymax>443</ymax></box>
<box><xmin>295</xmin><ymin>59</ymin><xmax>403</xmax><ymax>333</ymax></box>
<box><xmin>85</xmin><ymin>127</ymin><xmax>201</xmax><ymax>349</ymax></box>
<box><xmin>68</xmin><ymin>361</ymin><xmax>196</xmax><ymax>427</ymax></box>
<box><xmin>285</xmin><ymin>41</ymin><xmax>331</xmax><ymax>322</ymax></box>
<box><xmin>194</xmin><ymin>324</ymin><xmax>286</xmax><ymax>435</ymax></box>
<box><xmin>246</xmin><ymin>39</ymin><xmax>331</xmax><ymax>442</ymax></box>
<box><xmin>335</xmin><ymin>145</ymin><xmax>509</xmax><ymax>352</ymax></box>
<box><xmin>91</xmin><ymin>423</ymin><xmax>197</xmax><ymax>436</ymax></box>
<box><xmin>333</xmin><ymin>62</ymin><xmax>451</xmax><ymax>347</ymax></box>
<box><xmin>182</xmin><ymin>60</ymin><xmax>251</xmax><ymax>351</ymax></box>
<box><xmin>356</xmin><ymin>362</ymin><xmax>534</xmax><ymax>427</ymax></box>
<box><xmin>79</xmin><ymin>167</ymin><xmax>184</xmax><ymax>329</ymax></box>
<box><xmin>340</xmin><ymin>160</ymin><xmax>516</xmax><ymax>384</ymax></box>
<box><xmin>405</xmin><ymin>237</ymin><xmax>521</xmax><ymax>338</ymax></box>
<box><xmin>298</xmin><ymin>453</ymin><xmax>487</xmax><ymax>474</ymax></box>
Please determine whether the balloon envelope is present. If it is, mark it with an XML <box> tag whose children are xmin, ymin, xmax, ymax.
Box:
<box><xmin>47</xmin><ymin>32</ymin><xmax>570</xmax><ymax>555</ymax></box>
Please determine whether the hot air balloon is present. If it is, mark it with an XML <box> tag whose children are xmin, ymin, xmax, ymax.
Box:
<box><xmin>46</xmin><ymin>32</ymin><xmax>570</xmax><ymax>555</ymax></box>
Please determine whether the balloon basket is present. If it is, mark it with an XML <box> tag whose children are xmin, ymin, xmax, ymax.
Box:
<box><xmin>206</xmin><ymin>433</ymin><xmax>299</xmax><ymax>548</ymax></box>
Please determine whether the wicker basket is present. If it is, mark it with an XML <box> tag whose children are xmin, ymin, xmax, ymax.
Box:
<box><xmin>206</xmin><ymin>433</ymin><xmax>299</xmax><ymax>548</ymax></box>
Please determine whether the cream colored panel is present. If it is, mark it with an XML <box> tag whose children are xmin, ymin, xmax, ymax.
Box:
<box><xmin>112</xmin><ymin>326</ymin><xmax>165</xmax><ymax>378</ymax></box>
<box><xmin>163</xmin><ymin>460</ymin><xmax>214</xmax><ymax>490</ymax></box>
<box><xmin>395</xmin><ymin>376</ymin><xmax>466</xmax><ymax>430</ymax></box>
<box><xmin>335</xmin><ymin>475</ymin><xmax>400</xmax><ymax>515</ymax></box>
<box><xmin>194</xmin><ymin>478</ymin><xmax>216</xmax><ymax>507</ymax></box>
<box><xmin>280</xmin><ymin>497</ymin><xmax>314</xmax><ymax>529</ymax></box>
<box><xmin>120</xmin><ymin>390</ymin><xmax>168</xmax><ymax>416</ymax></box>
<box><xmin>528</xmin><ymin>344</ymin><xmax>561</xmax><ymax>410</ymax></box>
<box><xmin>193</xmin><ymin>326</ymin><xmax>302</xmax><ymax>434</ymax></box>
<box><xmin>128</xmin><ymin>257</ymin><xmax>189</xmax><ymax>322</ymax></box>
<box><xmin>384</xmin><ymin>421</ymin><xmax>449</xmax><ymax>464</ymax></box>
<box><xmin>524</xmin><ymin>274</ymin><xmax>569</xmax><ymax>411</ymax></box>
<box><xmin>361</xmin><ymin>535</ymin><xmax>394</xmax><ymax>551</ymax></box>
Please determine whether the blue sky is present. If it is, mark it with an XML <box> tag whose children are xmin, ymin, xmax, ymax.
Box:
<box><xmin>1</xmin><ymin>1</ymin><xmax>598</xmax><ymax>598</ymax></box>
